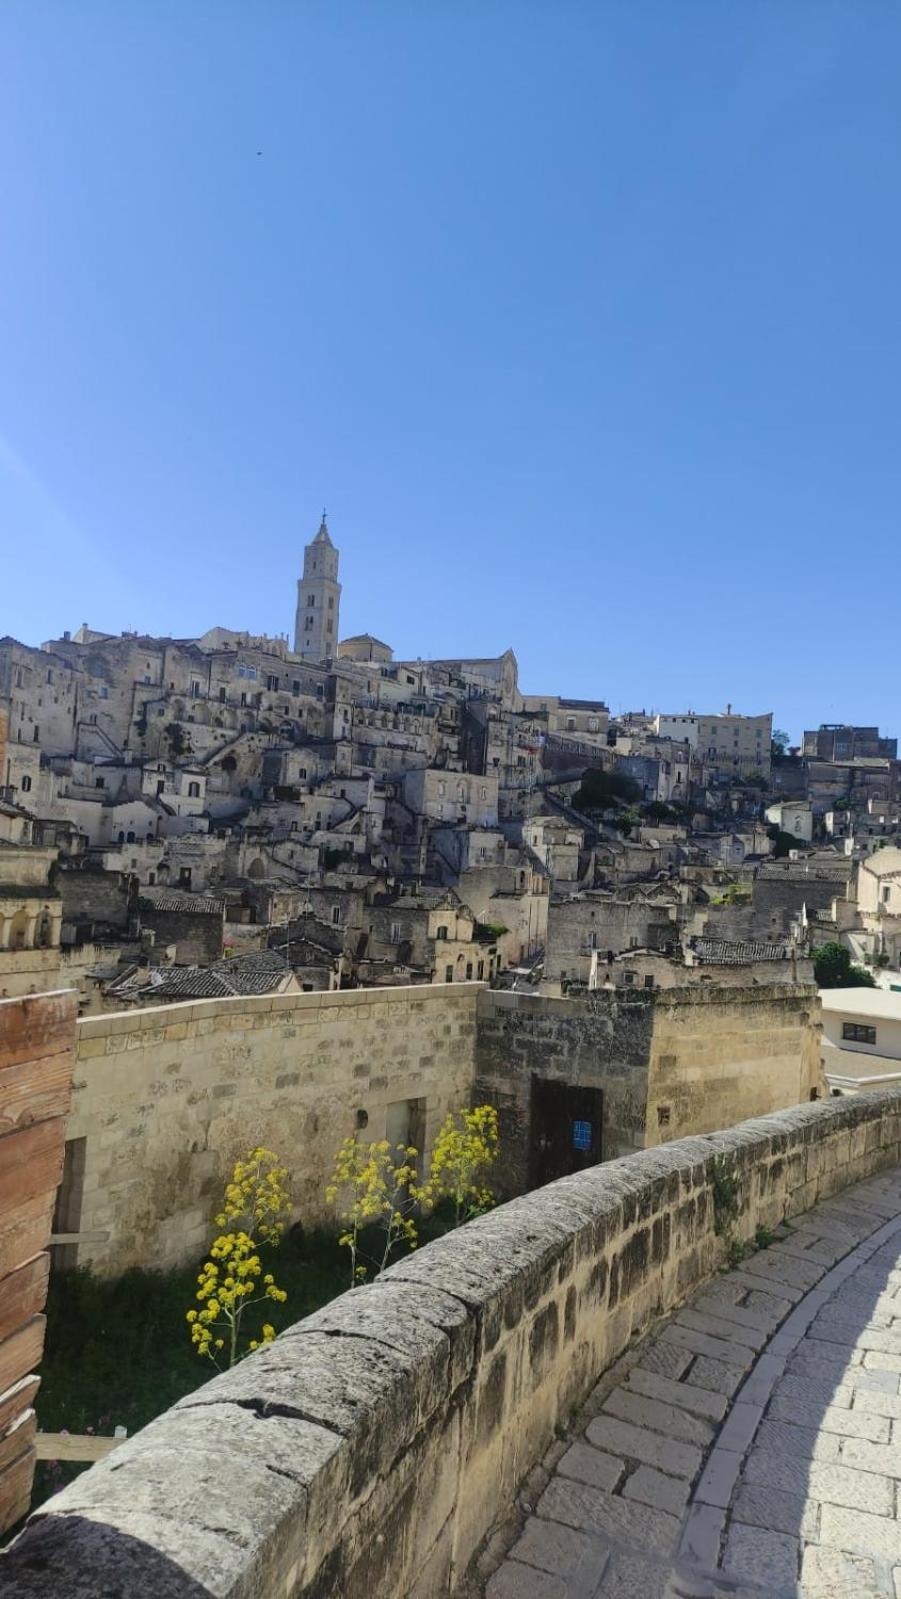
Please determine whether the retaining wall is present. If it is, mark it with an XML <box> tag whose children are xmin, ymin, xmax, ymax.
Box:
<box><xmin>71</xmin><ymin>984</ymin><xmax>480</xmax><ymax>1274</ymax></box>
<box><xmin>5</xmin><ymin>1089</ymin><xmax>901</xmax><ymax>1596</ymax></box>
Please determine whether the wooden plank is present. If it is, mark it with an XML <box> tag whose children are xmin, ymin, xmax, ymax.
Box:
<box><xmin>0</xmin><ymin>1318</ymin><xmax>46</xmax><ymax>1399</ymax></box>
<box><xmin>48</xmin><ymin>1230</ymin><xmax>110</xmax><ymax>1246</ymax></box>
<box><xmin>35</xmin><ymin>1431</ymin><xmax>124</xmax><ymax>1462</ymax></box>
<box><xmin>0</xmin><ymin>1190</ymin><xmax>55</xmax><ymax>1283</ymax></box>
<box><xmin>0</xmin><ymin>1118</ymin><xmax>65</xmax><ymax>1214</ymax></box>
<box><xmin>0</xmin><ymin>1410</ymin><xmax>35</xmax><ymax>1474</ymax></box>
<box><xmin>0</xmin><ymin>1255</ymin><xmax>49</xmax><ymax>1347</ymax></box>
<box><xmin>0</xmin><ymin>1446</ymin><xmax>34</xmax><ymax>1536</ymax></box>
<box><xmin>0</xmin><ymin>1375</ymin><xmax>40</xmax><ymax>1440</ymax></box>
<box><xmin>0</xmin><ymin>1051</ymin><xmax>73</xmax><ymax>1136</ymax></box>
<box><xmin>0</xmin><ymin>992</ymin><xmax>77</xmax><ymax>1073</ymax></box>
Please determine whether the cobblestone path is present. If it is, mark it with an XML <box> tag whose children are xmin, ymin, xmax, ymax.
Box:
<box><xmin>481</xmin><ymin>1168</ymin><xmax>901</xmax><ymax>1599</ymax></box>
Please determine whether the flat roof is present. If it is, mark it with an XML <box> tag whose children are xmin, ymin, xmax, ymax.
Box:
<box><xmin>820</xmin><ymin>987</ymin><xmax>901</xmax><ymax>1019</ymax></box>
<box><xmin>822</xmin><ymin>1041</ymin><xmax>901</xmax><ymax>1081</ymax></box>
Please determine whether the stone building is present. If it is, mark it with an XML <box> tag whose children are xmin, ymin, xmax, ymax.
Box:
<box><xmin>0</xmin><ymin>813</ymin><xmax>63</xmax><ymax>998</ymax></box>
<box><xmin>803</xmin><ymin>723</ymin><xmax>897</xmax><ymax>761</ymax></box>
<box><xmin>653</xmin><ymin>708</ymin><xmax>773</xmax><ymax>779</ymax></box>
<box><xmin>293</xmin><ymin>515</ymin><xmax>341</xmax><ymax>661</ymax></box>
<box><xmin>543</xmin><ymin>886</ymin><xmax>681</xmax><ymax>991</ymax></box>
<box><xmin>855</xmin><ymin>846</ymin><xmax>901</xmax><ymax>970</ymax></box>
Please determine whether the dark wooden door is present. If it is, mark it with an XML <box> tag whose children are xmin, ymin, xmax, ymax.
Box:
<box><xmin>529</xmin><ymin>1078</ymin><xmax>603</xmax><ymax>1189</ymax></box>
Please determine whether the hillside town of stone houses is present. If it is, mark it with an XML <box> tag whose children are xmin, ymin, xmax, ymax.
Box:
<box><xmin>1</xmin><ymin>514</ymin><xmax>899</xmax><ymax>1017</ymax></box>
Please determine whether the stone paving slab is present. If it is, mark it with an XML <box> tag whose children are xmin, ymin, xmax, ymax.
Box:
<box><xmin>478</xmin><ymin>1167</ymin><xmax>901</xmax><ymax>1599</ymax></box>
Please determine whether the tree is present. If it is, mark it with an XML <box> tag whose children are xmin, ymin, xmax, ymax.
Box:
<box><xmin>572</xmin><ymin>767</ymin><xmax>640</xmax><ymax>811</ymax></box>
<box><xmin>326</xmin><ymin>1137</ymin><xmax>419</xmax><ymax>1287</ymax></box>
<box><xmin>814</xmin><ymin>942</ymin><xmax>876</xmax><ymax>989</ymax></box>
<box><xmin>186</xmin><ymin>1148</ymin><xmax>290</xmax><ymax>1366</ymax></box>
<box><xmin>771</xmin><ymin>729</ymin><xmax>791</xmax><ymax>765</ymax></box>
<box><xmin>641</xmin><ymin>800</ymin><xmax>676</xmax><ymax>823</ymax></box>
<box><xmin>766</xmin><ymin>824</ymin><xmax>797</xmax><ymax>859</ymax></box>
<box><xmin>420</xmin><ymin>1105</ymin><xmax>499</xmax><ymax>1228</ymax></box>
<box><xmin>614</xmin><ymin>809</ymin><xmax>639</xmax><ymax>837</ymax></box>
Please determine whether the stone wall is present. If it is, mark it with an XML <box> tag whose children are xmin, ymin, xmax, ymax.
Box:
<box><xmin>474</xmin><ymin>983</ymin><xmax>822</xmax><ymax>1199</ymax></box>
<box><xmin>0</xmin><ymin>991</ymin><xmax>76</xmax><ymax>1534</ymax></box>
<box><xmin>645</xmin><ymin>984</ymin><xmax>824</xmax><ymax>1146</ymax></box>
<box><xmin>69</xmin><ymin>984</ymin><xmax>480</xmax><ymax>1275</ymax></box>
<box><xmin>475</xmin><ymin>988</ymin><xmax>654</xmax><ymax>1195</ymax></box>
<box><xmin>6</xmin><ymin>1090</ymin><xmax>901</xmax><ymax>1596</ymax></box>
<box><xmin>138</xmin><ymin>902</ymin><xmax>224</xmax><ymax>965</ymax></box>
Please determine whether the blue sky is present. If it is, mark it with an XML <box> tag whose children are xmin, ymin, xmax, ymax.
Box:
<box><xmin>2</xmin><ymin>4</ymin><xmax>899</xmax><ymax>742</ymax></box>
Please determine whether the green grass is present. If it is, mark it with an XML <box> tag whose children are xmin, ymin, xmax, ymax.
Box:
<box><xmin>32</xmin><ymin>1227</ymin><xmax>354</xmax><ymax>1510</ymax></box>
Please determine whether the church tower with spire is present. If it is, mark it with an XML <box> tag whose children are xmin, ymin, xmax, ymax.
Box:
<box><xmin>293</xmin><ymin>512</ymin><xmax>341</xmax><ymax>661</ymax></box>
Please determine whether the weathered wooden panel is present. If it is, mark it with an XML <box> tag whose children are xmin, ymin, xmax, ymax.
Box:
<box><xmin>0</xmin><ymin>992</ymin><xmax>76</xmax><ymax>1073</ymax></box>
<box><xmin>0</xmin><ymin>1410</ymin><xmax>36</xmax><ymax>1475</ymax></box>
<box><xmin>0</xmin><ymin>1320</ymin><xmax>46</xmax><ymax>1399</ymax></box>
<box><xmin>0</xmin><ymin>1375</ymin><xmax>40</xmax><ymax>1441</ymax></box>
<box><xmin>35</xmin><ymin>1431</ymin><xmax>123</xmax><ymax>1462</ymax></box>
<box><xmin>0</xmin><ymin>1445</ymin><xmax>34</xmax><ymax>1534</ymax></box>
<box><xmin>0</xmin><ymin>1256</ymin><xmax>50</xmax><ymax>1347</ymax></box>
<box><xmin>0</xmin><ymin>1051</ymin><xmax>73</xmax><ymax>1136</ymax></box>
<box><xmin>0</xmin><ymin>1191</ymin><xmax>55</xmax><ymax>1284</ymax></box>
<box><xmin>0</xmin><ymin>993</ymin><xmax>77</xmax><ymax>1536</ymax></box>
<box><xmin>0</xmin><ymin>1119</ymin><xmax>65</xmax><ymax>1214</ymax></box>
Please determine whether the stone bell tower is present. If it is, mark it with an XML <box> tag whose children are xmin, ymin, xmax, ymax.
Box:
<box><xmin>293</xmin><ymin>512</ymin><xmax>341</xmax><ymax>661</ymax></box>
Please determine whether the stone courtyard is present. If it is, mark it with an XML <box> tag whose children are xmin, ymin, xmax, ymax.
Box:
<box><xmin>481</xmin><ymin>1168</ymin><xmax>901</xmax><ymax>1599</ymax></box>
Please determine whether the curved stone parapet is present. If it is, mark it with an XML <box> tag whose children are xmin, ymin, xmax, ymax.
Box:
<box><xmin>4</xmin><ymin>1091</ymin><xmax>901</xmax><ymax>1598</ymax></box>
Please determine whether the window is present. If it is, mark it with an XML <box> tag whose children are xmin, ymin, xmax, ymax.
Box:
<box><xmin>445</xmin><ymin>965</ymin><xmax>453</xmax><ymax>983</ymax></box>
<box><xmin>219</xmin><ymin>687</ymin><xmax>227</xmax><ymax>703</ymax></box>
<box><xmin>126</xmin><ymin>831</ymin><xmax>135</xmax><ymax>844</ymax></box>
<box><xmin>191</xmin><ymin>681</ymin><xmax>201</xmax><ymax>699</ymax></box>
<box><xmin>331</xmin><ymin>906</ymin><xmax>341</xmax><ymax>925</ymax></box>
<box><xmin>308</xmin><ymin>594</ymin><xmax>316</xmax><ymax>607</ymax></box>
<box><xmin>267</xmin><ymin>675</ymin><xmax>279</xmax><ymax>692</ymax></box>
<box><xmin>390</xmin><ymin>921</ymin><xmax>401</xmax><ymax>943</ymax></box>
<box><xmin>179</xmin><ymin>867</ymin><xmax>192</xmax><ymax>887</ymax></box>
<box><xmin>328</xmin><ymin>597</ymin><xmax>334</xmax><ymax>610</ymax></box>
<box><xmin>292</xmin><ymin>681</ymin><xmax>300</xmax><ymax>696</ymax></box>
<box><xmin>99</xmin><ymin>685</ymin><xmax>109</xmax><ymax>700</ymax></box>
<box><xmin>188</xmin><ymin>782</ymin><xmax>200</xmax><ymax>798</ymax></box>
<box><xmin>33</xmin><ymin>725</ymin><xmax>39</xmax><ymax>742</ymax></box>
<box><xmin>95</xmin><ymin>777</ymin><xmax>105</xmax><ymax>790</ymax></box>
<box><xmin>477</xmin><ymin>960</ymin><xmax>485</xmax><ymax>980</ymax></box>
<box><xmin>436</xmin><ymin>925</ymin><xmax>448</xmax><ymax>940</ymax></box>
<box><xmin>465</xmin><ymin>961</ymin><xmax>473</xmax><ymax>980</ymax></box>
<box><xmin>21</xmin><ymin>775</ymin><xmax>32</xmax><ymax>793</ymax></box>
<box><xmin>842</xmin><ymin>1023</ymin><xmax>877</xmax><ymax>1045</ymax></box>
